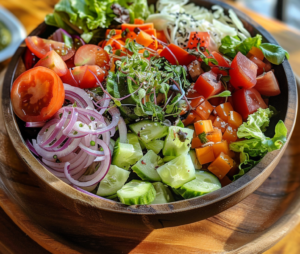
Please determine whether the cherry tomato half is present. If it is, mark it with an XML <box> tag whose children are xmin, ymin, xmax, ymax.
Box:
<box><xmin>25</xmin><ymin>36</ymin><xmax>75</xmax><ymax>61</ymax></box>
<box><xmin>229</xmin><ymin>52</ymin><xmax>258</xmax><ymax>89</ymax></box>
<box><xmin>232</xmin><ymin>88</ymin><xmax>267</xmax><ymax>120</ymax></box>
<box><xmin>11</xmin><ymin>67</ymin><xmax>65</xmax><ymax>122</ymax></box>
<box><xmin>23</xmin><ymin>48</ymin><xmax>38</xmax><ymax>70</ymax></box>
<box><xmin>34</xmin><ymin>50</ymin><xmax>68</xmax><ymax>77</ymax></box>
<box><xmin>61</xmin><ymin>65</ymin><xmax>105</xmax><ymax>89</ymax></box>
<box><xmin>74</xmin><ymin>45</ymin><xmax>110</xmax><ymax>75</ymax></box>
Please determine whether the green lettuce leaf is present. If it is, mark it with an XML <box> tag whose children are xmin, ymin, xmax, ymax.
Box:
<box><xmin>219</xmin><ymin>34</ymin><xmax>262</xmax><ymax>59</ymax></box>
<box><xmin>230</xmin><ymin>108</ymin><xmax>287</xmax><ymax>180</ymax></box>
<box><xmin>259</xmin><ymin>43</ymin><xmax>290</xmax><ymax>65</ymax></box>
<box><xmin>45</xmin><ymin>0</ymin><xmax>150</xmax><ymax>43</ymax></box>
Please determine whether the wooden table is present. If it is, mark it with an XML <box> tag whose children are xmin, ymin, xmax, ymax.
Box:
<box><xmin>0</xmin><ymin>1</ymin><xmax>300</xmax><ymax>253</ymax></box>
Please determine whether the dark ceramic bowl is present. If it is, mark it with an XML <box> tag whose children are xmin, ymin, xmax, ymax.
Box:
<box><xmin>2</xmin><ymin>0</ymin><xmax>297</xmax><ymax>229</ymax></box>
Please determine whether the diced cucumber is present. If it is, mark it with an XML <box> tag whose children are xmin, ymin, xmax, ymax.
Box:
<box><xmin>157</xmin><ymin>154</ymin><xmax>196</xmax><ymax>189</ymax></box>
<box><xmin>112</xmin><ymin>133</ymin><xmax>143</xmax><ymax>170</ymax></box>
<box><xmin>162</xmin><ymin>126</ymin><xmax>194</xmax><ymax>157</ymax></box>
<box><xmin>163</xmin><ymin>156</ymin><xmax>176</xmax><ymax>162</ymax></box>
<box><xmin>179</xmin><ymin>171</ymin><xmax>221</xmax><ymax>199</ymax></box>
<box><xmin>112</xmin><ymin>143</ymin><xmax>135</xmax><ymax>170</ymax></box>
<box><xmin>96</xmin><ymin>165</ymin><xmax>130</xmax><ymax>197</ymax></box>
<box><xmin>151</xmin><ymin>182</ymin><xmax>174</xmax><ymax>204</ymax></box>
<box><xmin>189</xmin><ymin>150</ymin><xmax>202</xmax><ymax>170</ymax></box>
<box><xmin>139</xmin><ymin>139</ymin><xmax>146</xmax><ymax>150</ymax></box>
<box><xmin>117</xmin><ymin>180</ymin><xmax>156</xmax><ymax>205</ymax></box>
<box><xmin>132</xmin><ymin>150</ymin><xmax>162</xmax><ymax>182</ymax></box>
<box><xmin>141</xmin><ymin>139</ymin><xmax>164</xmax><ymax>154</ymax></box>
<box><xmin>129</xmin><ymin>120</ymin><xmax>168</xmax><ymax>143</ymax></box>
<box><xmin>104</xmin><ymin>193</ymin><xmax>119</xmax><ymax>201</ymax></box>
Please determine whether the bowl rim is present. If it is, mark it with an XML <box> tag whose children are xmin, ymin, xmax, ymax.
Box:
<box><xmin>2</xmin><ymin>0</ymin><xmax>298</xmax><ymax>215</ymax></box>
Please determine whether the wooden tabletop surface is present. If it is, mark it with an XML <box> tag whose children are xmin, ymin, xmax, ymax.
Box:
<box><xmin>0</xmin><ymin>0</ymin><xmax>300</xmax><ymax>253</ymax></box>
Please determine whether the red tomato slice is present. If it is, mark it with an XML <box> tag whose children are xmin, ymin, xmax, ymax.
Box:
<box><xmin>210</xmin><ymin>51</ymin><xmax>230</xmax><ymax>76</ymax></box>
<box><xmin>194</xmin><ymin>71</ymin><xmax>222</xmax><ymax>98</ymax></box>
<box><xmin>11</xmin><ymin>66</ymin><xmax>65</xmax><ymax>122</ymax></box>
<box><xmin>232</xmin><ymin>88</ymin><xmax>267</xmax><ymax>120</ymax></box>
<box><xmin>263</xmin><ymin>59</ymin><xmax>272</xmax><ymax>72</ymax></box>
<box><xmin>229</xmin><ymin>52</ymin><xmax>258</xmax><ymax>89</ymax></box>
<box><xmin>249</xmin><ymin>55</ymin><xmax>265</xmax><ymax>76</ymax></box>
<box><xmin>65</xmin><ymin>56</ymin><xmax>75</xmax><ymax>69</ymax></box>
<box><xmin>34</xmin><ymin>50</ymin><xmax>68</xmax><ymax>77</ymax></box>
<box><xmin>187</xmin><ymin>32</ymin><xmax>210</xmax><ymax>50</ymax></box>
<box><xmin>61</xmin><ymin>65</ymin><xmax>105</xmax><ymax>89</ymax></box>
<box><xmin>255</xmin><ymin>71</ymin><xmax>281</xmax><ymax>96</ymax></box>
<box><xmin>74</xmin><ymin>45</ymin><xmax>110</xmax><ymax>75</ymax></box>
<box><xmin>25</xmin><ymin>36</ymin><xmax>75</xmax><ymax>61</ymax></box>
<box><xmin>159</xmin><ymin>44</ymin><xmax>196</xmax><ymax>66</ymax></box>
<box><xmin>23</xmin><ymin>48</ymin><xmax>38</xmax><ymax>70</ymax></box>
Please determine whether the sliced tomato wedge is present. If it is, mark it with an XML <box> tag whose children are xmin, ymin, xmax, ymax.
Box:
<box><xmin>255</xmin><ymin>71</ymin><xmax>281</xmax><ymax>96</ymax></box>
<box><xmin>65</xmin><ymin>56</ymin><xmax>75</xmax><ymax>69</ymax></box>
<box><xmin>210</xmin><ymin>51</ymin><xmax>230</xmax><ymax>76</ymax></box>
<box><xmin>232</xmin><ymin>88</ymin><xmax>267</xmax><ymax>120</ymax></box>
<box><xmin>11</xmin><ymin>67</ymin><xmax>65</xmax><ymax>122</ymax></box>
<box><xmin>61</xmin><ymin>65</ymin><xmax>105</xmax><ymax>89</ymax></box>
<box><xmin>25</xmin><ymin>36</ymin><xmax>75</xmax><ymax>61</ymax></box>
<box><xmin>159</xmin><ymin>44</ymin><xmax>196</xmax><ymax>66</ymax></box>
<box><xmin>249</xmin><ymin>55</ymin><xmax>265</xmax><ymax>76</ymax></box>
<box><xmin>34</xmin><ymin>50</ymin><xmax>68</xmax><ymax>76</ymax></box>
<box><xmin>23</xmin><ymin>48</ymin><xmax>38</xmax><ymax>70</ymax></box>
<box><xmin>74</xmin><ymin>45</ymin><xmax>110</xmax><ymax>75</ymax></box>
<box><xmin>229</xmin><ymin>52</ymin><xmax>258</xmax><ymax>89</ymax></box>
<box><xmin>194</xmin><ymin>71</ymin><xmax>222</xmax><ymax>98</ymax></box>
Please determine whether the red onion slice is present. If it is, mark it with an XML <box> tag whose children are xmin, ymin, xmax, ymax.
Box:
<box><xmin>25</xmin><ymin>122</ymin><xmax>46</xmax><ymax>128</ymax></box>
<box><xmin>63</xmin><ymin>83</ymin><xmax>94</xmax><ymax>109</ymax></box>
<box><xmin>64</xmin><ymin>139</ymin><xmax>111</xmax><ymax>187</ymax></box>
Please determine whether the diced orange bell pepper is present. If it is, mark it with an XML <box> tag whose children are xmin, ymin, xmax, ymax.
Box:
<box><xmin>121</xmin><ymin>23</ymin><xmax>154</xmax><ymax>31</ymax></box>
<box><xmin>190</xmin><ymin>96</ymin><xmax>214</xmax><ymax>120</ymax></box>
<box><xmin>126</xmin><ymin>31</ymin><xmax>137</xmax><ymax>40</ymax></box>
<box><xmin>212</xmin><ymin>140</ymin><xmax>229</xmax><ymax>158</ymax></box>
<box><xmin>213</xmin><ymin>116</ymin><xmax>228</xmax><ymax>133</ymax></box>
<box><xmin>228</xmin><ymin>111</ymin><xmax>243</xmax><ymax>129</ymax></box>
<box><xmin>219</xmin><ymin>176</ymin><xmax>232</xmax><ymax>187</ymax></box>
<box><xmin>135</xmin><ymin>30</ymin><xmax>153</xmax><ymax>47</ymax></box>
<box><xmin>247</xmin><ymin>46</ymin><xmax>264</xmax><ymax>61</ymax></box>
<box><xmin>156</xmin><ymin>30</ymin><xmax>168</xmax><ymax>43</ymax></box>
<box><xmin>195</xmin><ymin>146</ymin><xmax>215</xmax><ymax>164</ymax></box>
<box><xmin>215</xmin><ymin>102</ymin><xmax>234</xmax><ymax>122</ymax></box>
<box><xmin>182</xmin><ymin>112</ymin><xmax>196</xmax><ymax>126</ymax></box>
<box><xmin>208</xmin><ymin>114</ymin><xmax>216</xmax><ymax>122</ymax></box>
<box><xmin>194</xmin><ymin>120</ymin><xmax>213</xmax><ymax>136</ymax></box>
<box><xmin>206</xmin><ymin>128</ymin><xmax>222</xmax><ymax>143</ymax></box>
<box><xmin>222</xmin><ymin>126</ymin><xmax>238</xmax><ymax>143</ymax></box>
<box><xmin>134</xmin><ymin>18</ymin><xmax>144</xmax><ymax>24</ymax></box>
<box><xmin>144</xmin><ymin>29</ymin><xmax>158</xmax><ymax>50</ymax></box>
<box><xmin>191</xmin><ymin>137</ymin><xmax>203</xmax><ymax>149</ymax></box>
<box><xmin>208</xmin><ymin>152</ymin><xmax>234</xmax><ymax>179</ymax></box>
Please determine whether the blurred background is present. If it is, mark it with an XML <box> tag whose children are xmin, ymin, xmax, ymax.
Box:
<box><xmin>239</xmin><ymin>0</ymin><xmax>300</xmax><ymax>29</ymax></box>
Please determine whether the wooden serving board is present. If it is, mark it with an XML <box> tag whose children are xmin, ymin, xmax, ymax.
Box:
<box><xmin>0</xmin><ymin>67</ymin><xmax>300</xmax><ymax>253</ymax></box>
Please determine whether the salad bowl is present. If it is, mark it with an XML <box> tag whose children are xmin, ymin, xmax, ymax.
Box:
<box><xmin>2</xmin><ymin>0</ymin><xmax>297</xmax><ymax>229</ymax></box>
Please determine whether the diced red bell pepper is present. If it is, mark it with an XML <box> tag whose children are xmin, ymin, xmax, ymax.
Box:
<box><xmin>159</xmin><ymin>44</ymin><xmax>196</xmax><ymax>66</ymax></box>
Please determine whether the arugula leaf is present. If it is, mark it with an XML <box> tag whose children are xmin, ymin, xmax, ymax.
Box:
<box><xmin>219</xmin><ymin>34</ymin><xmax>262</xmax><ymax>59</ymax></box>
<box><xmin>259</xmin><ymin>43</ymin><xmax>290</xmax><ymax>65</ymax></box>
<box><xmin>229</xmin><ymin>108</ymin><xmax>287</xmax><ymax>180</ymax></box>
<box><xmin>209</xmin><ymin>90</ymin><xmax>231</xmax><ymax>99</ymax></box>
<box><xmin>198</xmin><ymin>132</ymin><xmax>208</xmax><ymax>144</ymax></box>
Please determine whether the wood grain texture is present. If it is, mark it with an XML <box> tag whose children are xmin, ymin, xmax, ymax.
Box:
<box><xmin>0</xmin><ymin>0</ymin><xmax>299</xmax><ymax>253</ymax></box>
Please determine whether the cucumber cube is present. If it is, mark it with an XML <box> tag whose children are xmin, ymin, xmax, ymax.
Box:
<box><xmin>157</xmin><ymin>154</ymin><xmax>196</xmax><ymax>189</ymax></box>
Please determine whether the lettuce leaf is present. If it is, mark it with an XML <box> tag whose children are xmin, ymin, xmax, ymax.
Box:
<box><xmin>230</xmin><ymin>108</ymin><xmax>287</xmax><ymax>180</ymax></box>
<box><xmin>219</xmin><ymin>34</ymin><xmax>262</xmax><ymax>59</ymax></box>
<box><xmin>45</xmin><ymin>0</ymin><xmax>150</xmax><ymax>43</ymax></box>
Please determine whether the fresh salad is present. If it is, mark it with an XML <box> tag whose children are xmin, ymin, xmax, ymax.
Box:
<box><xmin>10</xmin><ymin>0</ymin><xmax>289</xmax><ymax>205</ymax></box>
